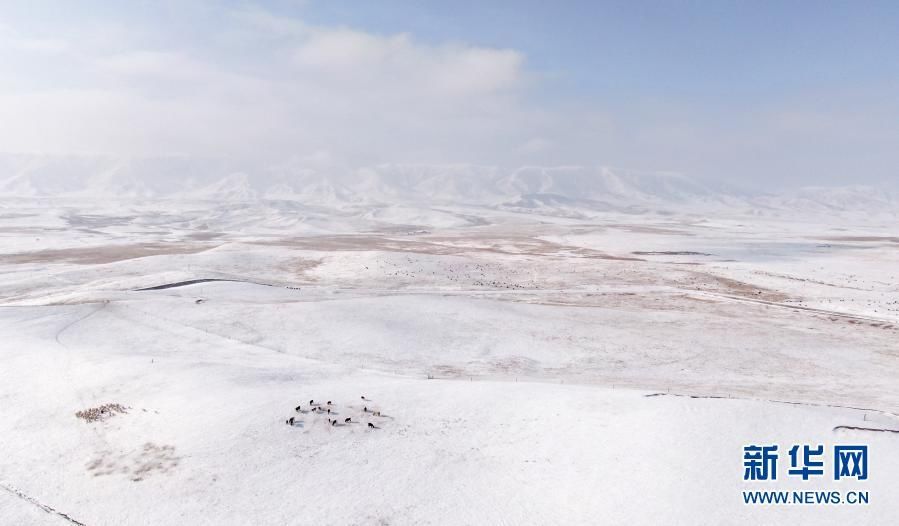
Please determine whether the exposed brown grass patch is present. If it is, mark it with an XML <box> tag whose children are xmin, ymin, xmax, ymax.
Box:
<box><xmin>1</xmin><ymin>243</ymin><xmax>215</xmax><ymax>265</ymax></box>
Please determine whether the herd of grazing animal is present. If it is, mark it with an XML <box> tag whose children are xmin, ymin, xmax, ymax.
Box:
<box><xmin>285</xmin><ymin>397</ymin><xmax>383</xmax><ymax>431</ymax></box>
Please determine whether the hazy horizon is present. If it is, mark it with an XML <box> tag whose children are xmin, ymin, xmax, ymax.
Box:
<box><xmin>2</xmin><ymin>1</ymin><xmax>898</xmax><ymax>190</ymax></box>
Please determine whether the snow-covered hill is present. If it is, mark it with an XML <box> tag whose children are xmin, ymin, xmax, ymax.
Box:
<box><xmin>0</xmin><ymin>154</ymin><xmax>896</xmax><ymax>216</ymax></box>
<box><xmin>2</xmin><ymin>154</ymin><xmax>898</xmax><ymax>524</ymax></box>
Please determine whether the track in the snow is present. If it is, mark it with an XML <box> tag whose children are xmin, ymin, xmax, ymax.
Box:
<box><xmin>0</xmin><ymin>482</ymin><xmax>87</xmax><ymax>526</ymax></box>
<box><xmin>136</xmin><ymin>278</ymin><xmax>277</xmax><ymax>291</ymax></box>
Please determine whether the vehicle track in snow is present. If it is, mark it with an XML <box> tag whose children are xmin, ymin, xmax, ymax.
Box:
<box><xmin>691</xmin><ymin>290</ymin><xmax>898</xmax><ymax>327</ymax></box>
<box><xmin>0</xmin><ymin>482</ymin><xmax>87</xmax><ymax>526</ymax></box>
<box><xmin>135</xmin><ymin>278</ymin><xmax>276</xmax><ymax>290</ymax></box>
<box><xmin>645</xmin><ymin>392</ymin><xmax>899</xmax><ymax>420</ymax></box>
<box><xmin>54</xmin><ymin>301</ymin><xmax>108</xmax><ymax>347</ymax></box>
<box><xmin>135</xmin><ymin>276</ymin><xmax>896</xmax><ymax>327</ymax></box>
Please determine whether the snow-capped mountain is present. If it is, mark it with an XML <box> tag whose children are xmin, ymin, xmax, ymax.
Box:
<box><xmin>0</xmin><ymin>154</ymin><xmax>895</xmax><ymax>215</ymax></box>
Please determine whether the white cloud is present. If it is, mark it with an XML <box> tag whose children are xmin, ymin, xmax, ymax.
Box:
<box><xmin>0</xmin><ymin>22</ymin><xmax>67</xmax><ymax>54</ymax></box>
<box><xmin>95</xmin><ymin>51</ymin><xmax>197</xmax><ymax>77</ymax></box>
<box><xmin>517</xmin><ymin>137</ymin><xmax>553</xmax><ymax>156</ymax></box>
<box><xmin>293</xmin><ymin>28</ymin><xmax>523</xmax><ymax>95</ymax></box>
<box><xmin>230</xmin><ymin>6</ymin><xmax>309</xmax><ymax>38</ymax></box>
<box><xmin>293</xmin><ymin>29</ymin><xmax>408</xmax><ymax>70</ymax></box>
<box><xmin>0</xmin><ymin>7</ymin><xmax>543</xmax><ymax>166</ymax></box>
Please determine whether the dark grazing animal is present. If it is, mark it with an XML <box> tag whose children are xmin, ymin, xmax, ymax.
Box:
<box><xmin>344</xmin><ymin>417</ymin><xmax>351</xmax><ymax>423</ymax></box>
<box><xmin>294</xmin><ymin>405</ymin><xmax>301</xmax><ymax>412</ymax></box>
<box><xmin>368</xmin><ymin>423</ymin><xmax>375</xmax><ymax>429</ymax></box>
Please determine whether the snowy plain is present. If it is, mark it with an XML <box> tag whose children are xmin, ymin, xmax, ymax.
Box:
<box><xmin>0</xmin><ymin>170</ymin><xmax>898</xmax><ymax>525</ymax></box>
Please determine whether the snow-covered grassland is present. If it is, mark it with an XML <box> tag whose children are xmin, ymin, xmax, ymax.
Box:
<box><xmin>1</xmin><ymin>190</ymin><xmax>898</xmax><ymax>525</ymax></box>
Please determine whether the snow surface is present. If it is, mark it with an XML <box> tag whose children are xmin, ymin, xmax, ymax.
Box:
<box><xmin>1</xmin><ymin>190</ymin><xmax>898</xmax><ymax>525</ymax></box>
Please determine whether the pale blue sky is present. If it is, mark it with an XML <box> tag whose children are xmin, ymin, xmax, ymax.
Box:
<box><xmin>1</xmin><ymin>1</ymin><xmax>898</xmax><ymax>188</ymax></box>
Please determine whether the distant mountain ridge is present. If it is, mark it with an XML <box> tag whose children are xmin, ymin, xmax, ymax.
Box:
<box><xmin>0</xmin><ymin>154</ymin><xmax>896</xmax><ymax>215</ymax></box>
